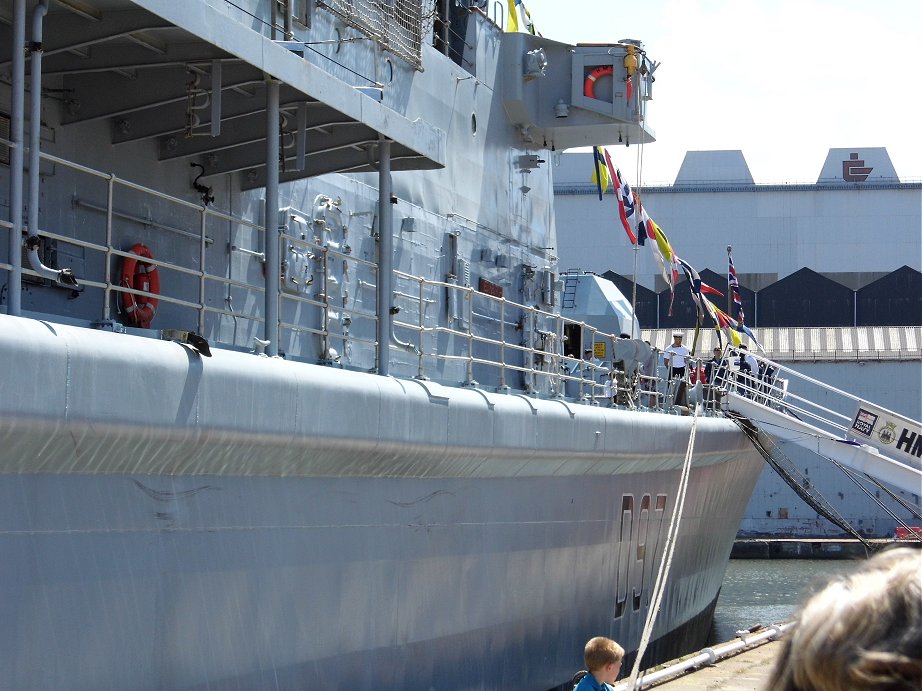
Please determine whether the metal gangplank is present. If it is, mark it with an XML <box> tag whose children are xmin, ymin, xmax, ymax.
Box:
<box><xmin>715</xmin><ymin>351</ymin><xmax>922</xmax><ymax>496</ymax></box>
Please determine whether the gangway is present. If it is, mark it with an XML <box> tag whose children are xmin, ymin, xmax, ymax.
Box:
<box><xmin>713</xmin><ymin>350</ymin><xmax>922</xmax><ymax>497</ymax></box>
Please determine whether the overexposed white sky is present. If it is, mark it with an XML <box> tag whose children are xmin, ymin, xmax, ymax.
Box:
<box><xmin>522</xmin><ymin>0</ymin><xmax>922</xmax><ymax>185</ymax></box>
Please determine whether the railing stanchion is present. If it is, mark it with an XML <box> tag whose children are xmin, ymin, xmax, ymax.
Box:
<box><xmin>199</xmin><ymin>208</ymin><xmax>207</xmax><ymax>334</ymax></box>
<box><xmin>497</xmin><ymin>299</ymin><xmax>507</xmax><ymax>390</ymax></box>
<box><xmin>417</xmin><ymin>276</ymin><xmax>426</xmax><ymax>379</ymax></box>
<box><xmin>465</xmin><ymin>287</ymin><xmax>475</xmax><ymax>386</ymax></box>
<box><xmin>103</xmin><ymin>174</ymin><xmax>115</xmax><ymax>321</ymax></box>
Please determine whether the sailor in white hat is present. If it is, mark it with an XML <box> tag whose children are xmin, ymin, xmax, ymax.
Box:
<box><xmin>664</xmin><ymin>332</ymin><xmax>689</xmax><ymax>378</ymax></box>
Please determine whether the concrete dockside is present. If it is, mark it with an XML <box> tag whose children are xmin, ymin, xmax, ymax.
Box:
<box><xmin>731</xmin><ymin>538</ymin><xmax>901</xmax><ymax>559</ymax></box>
<box><xmin>633</xmin><ymin>638</ymin><xmax>784</xmax><ymax>690</ymax></box>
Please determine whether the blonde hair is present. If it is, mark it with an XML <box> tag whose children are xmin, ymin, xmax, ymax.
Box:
<box><xmin>765</xmin><ymin>547</ymin><xmax>922</xmax><ymax>691</ymax></box>
<box><xmin>584</xmin><ymin>636</ymin><xmax>624</xmax><ymax>673</ymax></box>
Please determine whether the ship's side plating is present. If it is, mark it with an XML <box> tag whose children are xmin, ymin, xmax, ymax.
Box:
<box><xmin>0</xmin><ymin>318</ymin><xmax>759</xmax><ymax>689</ymax></box>
<box><xmin>0</xmin><ymin>1</ymin><xmax>762</xmax><ymax>689</ymax></box>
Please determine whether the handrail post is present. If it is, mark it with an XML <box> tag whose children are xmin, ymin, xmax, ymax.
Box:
<box><xmin>199</xmin><ymin>208</ymin><xmax>207</xmax><ymax>334</ymax></box>
<box><xmin>321</xmin><ymin>246</ymin><xmax>330</xmax><ymax>360</ymax></box>
<box><xmin>553</xmin><ymin>314</ymin><xmax>564</xmax><ymax>398</ymax></box>
<box><xmin>416</xmin><ymin>276</ymin><xmax>426</xmax><ymax>379</ymax></box>
<box><xmin>375</xmin><ymin>138</ymin><xmax>392</xmax><ymax>375</ymax></box>
<box><xmin>497</xmin><ymin>299</ymin><xmax>508</xmax><ymax>391</ymax></box>
<box><xmin>464</xmin><ymin>287</ymin><xmax>476</xmax><ymax>386</ymax></box>
<box><xmin>102</xmin><ymin>174</ymin><xmax>115</xmax><ymax>321</ymax></box>
<box><xmin>264</xmin><ymin>78</ymin><xmax>281</xmax><ymax>356</ymax></box>
<box><xmin>587</xmin><ymin>327</ymin><xmax>598</xmax><ymax>405</ymax></box>
<box><xmin>526</xmin><ymin>305</ymin><xmax>538</xmax><ymax>394</ymax></box>
<box><xmin>7</xmin><ymin>0</ymin><xmax>25</xmax><ymax>316</ymax></box>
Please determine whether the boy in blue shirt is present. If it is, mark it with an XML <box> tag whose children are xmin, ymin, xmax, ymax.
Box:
<box><xmin>573</xmin><ymin>636</ymin><xmax>624</xmax><ymax>690</ymax></box>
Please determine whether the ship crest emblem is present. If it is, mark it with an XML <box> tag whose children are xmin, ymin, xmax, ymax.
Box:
<box><xmin>878</xmin><ymin>422</ymin><xmax>897</xmax><ymax>445</ymax></box>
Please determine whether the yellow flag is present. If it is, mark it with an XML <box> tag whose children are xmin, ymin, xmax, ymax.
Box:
<box><xmin>650</xmin><ymin>219</ymin><xmax>674</xmax><ymax>263</ymax></box>
<box><xmin>506</xmin><ymin>0</ymin><xmax>519</xmax><ymax>32</ymax></box>
<box><xmin>590</xmin><ymin>147</ymin><xmax>611</xmax><ymax>193</ymax></box>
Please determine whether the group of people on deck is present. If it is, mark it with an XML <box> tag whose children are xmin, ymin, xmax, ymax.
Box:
<box><xmin>663</xmin><ymin>332</ymin><xmax>770</xmax><ymax>401</ymax></box>
<box><xmin>567</xmin><ymin>331</ymin><xmax>777</xmax><ymax>406</ymax></box>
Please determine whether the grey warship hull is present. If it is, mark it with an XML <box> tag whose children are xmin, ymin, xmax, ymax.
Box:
<box><xmin>0</xmin><ymin>0</ymin><xmax>763</xmax><ymax>688</ymax></box>
<box><xmin>0</xmin><ymin>318</ymin><xmax>761</xmax><ymax>689</ymax></box>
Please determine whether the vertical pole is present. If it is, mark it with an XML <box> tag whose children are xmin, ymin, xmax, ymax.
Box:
<box><xmin>7</xmin><ymin>0</ymin><xmax>25</xmax><ymax>316</ymax></box>
<box><xmin>416</xmin><ymin>276</ymin><xmax>425</xmax><ymax>378</ymax></box>
<box><xmin>295</xmin><ymin>102</ymin><xmax>307</xmax><ymax>171</ymax></box>
<box><xmin>199</xmin><ymin>210</ymin><xmax>207</xmax><ymax>335</ymax></box>
<box><xmin>376</xmin><ymin>138</ymin><xmax>392</xmax><ymax>375</ymax></box>
<box><xmin>726</xmin><ymin>244</ymin><xmax>732</xmax><ymax>318</ymax></box>
<box><xmin>210</xmin><ymin>60</ymin><xmax>222</xmax><ymax>138</ymax></box>
<box><xmin>103</xmin><ymin>175</ymin><xmax>114</xmax><ymax>320</ymax></box>
<box><xmin>439</xmin><ymin>0</ymin><xmax>449</xmax><ymax>55</ymax></box>
<box><xmin>264</xmin><ymin>79</ymin><xmax>280</xmax><ymax>356</ymax></box>
<box><xmin>283</xmin><ymin>0</ymin><xmax>293</xmax><ymax>37</ymax></box>
<box><xmin>631</xmin><ymin>244</ymin><xmax>638</xmax><ymax>338</ymax></box>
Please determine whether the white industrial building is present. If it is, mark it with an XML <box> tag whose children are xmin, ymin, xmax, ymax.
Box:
<box><xmin>552</xmin><ymin>148</ymin><xmax>921</xmax><ymax>537</ymax></box>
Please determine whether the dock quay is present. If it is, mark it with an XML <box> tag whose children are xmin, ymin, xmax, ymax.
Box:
<box><xmin>731</xmin><ymin>538</ymin><xmax>898</xmax><ymax>559</ymax></box>
<box><xmin>611</xmin><ymin>625</ymin><xmax>792</xmax><ymax>691</ymax></box>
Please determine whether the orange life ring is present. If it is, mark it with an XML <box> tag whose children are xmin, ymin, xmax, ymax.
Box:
<box><xmin>583</xmin><ymin>65</ymin><xmax>614</xmax><ymax>98</ymax></box>
<box><xmin>119</xmin><ymin>243</ymin><xmax>160</xmax><ymax>328</ymax></box>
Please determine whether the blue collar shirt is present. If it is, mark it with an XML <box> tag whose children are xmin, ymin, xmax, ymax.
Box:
<box><xmin>573</xmin><ymin>673</ymin><xmax>614</xmax><ymax>691</ymax></box>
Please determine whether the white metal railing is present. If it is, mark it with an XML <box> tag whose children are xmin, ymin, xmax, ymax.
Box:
<box><xmin>0</xmin><ymin>152</ymin><xmax>728</xmax><ymax>413</ymax></box>
<box><xmin>3</xmin><ymin>150</ymin><xmax>266</xmax><ymax>339</ymax></box>
<box><xmin>385</xmin><ymin>268</ymin><xmax>713</xmax><ymax>412</ymax></box>
<box><xmin>277</xmin><ymin>230</ymin><xmax>380</xmax><ymax>361</ymax></box>
<box><xmin>712</xmin><ymin>347</ymin><xmax>882</xmax><ymax>441</ymax></box>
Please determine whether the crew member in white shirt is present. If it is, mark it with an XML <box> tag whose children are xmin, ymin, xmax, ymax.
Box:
<box><xmin>664</xmin><ymin>332</ymin><xmax>689</xmax><ymax>379</ymax></box>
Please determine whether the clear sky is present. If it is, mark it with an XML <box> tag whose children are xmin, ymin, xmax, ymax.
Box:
<box><xmin>521</xmin><ymin>0</ymin><xmax>922</xmax><ymax>185</ymax></box>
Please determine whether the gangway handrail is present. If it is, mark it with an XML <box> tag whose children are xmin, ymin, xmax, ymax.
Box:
<box><xmin>717</xmin><ymin>346</ymin><xmax>919</xmax><ymax>441</ymax></box>
<box><xmin>721</xmin><ymin>347</ymin><xmax>911</xmax><ymax>429</ymax></box>
<box><xmin>721</xmin><ymin>348</ymin><xmax>922</xmax><ymax>494</ymax></box>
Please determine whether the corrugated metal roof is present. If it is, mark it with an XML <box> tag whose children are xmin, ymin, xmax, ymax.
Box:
<box><xmin>642</xmin><ymin>327</ymin><xmax>922</xmax><ymax>362</ymax></box>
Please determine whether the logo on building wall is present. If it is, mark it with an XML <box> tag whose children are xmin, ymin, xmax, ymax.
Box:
<box><xmin>842</xmin><ymin>152</ymin><xmax>873</xmax><ymax>182</ymax></box>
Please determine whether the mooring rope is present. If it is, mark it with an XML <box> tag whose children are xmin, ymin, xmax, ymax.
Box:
<box><xmin>626</xmin><ymin>402</ymin><xmax>701</xmax><ymax>689</ymax></box>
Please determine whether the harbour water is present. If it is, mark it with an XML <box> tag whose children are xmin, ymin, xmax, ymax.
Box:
<box><xmin>709</xmin><ymin>558</ymin><xmax>861</xmax><ymax>643</ymax></box>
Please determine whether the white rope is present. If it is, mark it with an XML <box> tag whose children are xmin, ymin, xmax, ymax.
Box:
<box><xmin>625</xmin><ymin>402</ymin><xmax>702</xmax><ymax>690</ymax></box>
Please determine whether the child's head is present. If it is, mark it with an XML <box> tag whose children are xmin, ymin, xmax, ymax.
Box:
<box><xmin>584</xmin><ymin>636</ymin><xmax>624</xmax><ymax>683</ymax></box>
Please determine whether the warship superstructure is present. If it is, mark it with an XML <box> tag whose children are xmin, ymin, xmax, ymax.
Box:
<box><xmin>0</xmin><ymin>1</ymin><xmax>763</xmax><ymax>688</ymax></box>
